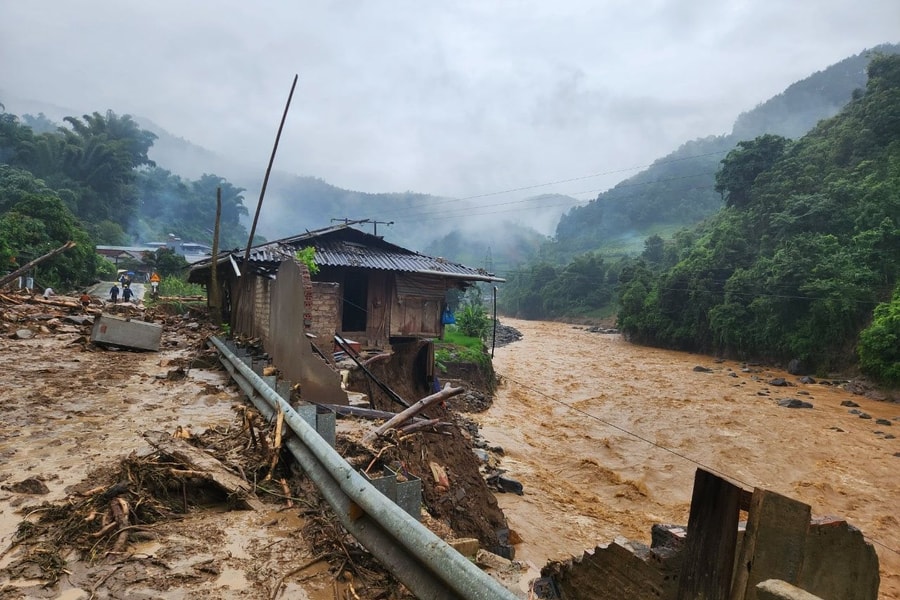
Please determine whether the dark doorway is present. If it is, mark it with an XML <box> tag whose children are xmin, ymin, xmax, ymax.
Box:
<box><xmin>342</xmin><ymin>273</ymin><xmax>368</xmax><ymax>332</ymax></box>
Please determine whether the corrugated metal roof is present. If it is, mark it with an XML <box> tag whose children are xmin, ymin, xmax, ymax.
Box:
<box><xmin>190</xmin><ymin>225</ymin><xmax>505</xmax><ymax>283</ymax></box>
<box><xmin>310</xmin><ymin>237</ymin><xmax>489</xmax><ymax>277</ymax></box>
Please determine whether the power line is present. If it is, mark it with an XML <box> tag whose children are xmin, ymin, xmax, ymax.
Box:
<box><xmin>376</xmin><ymin>150</ymin><xmax>730</xmax><ymax>219</ymax></box>
<box><xmin>388</xmin><ymin>172</ymin><xmax>720</xmax><ymax>224</ymax></box>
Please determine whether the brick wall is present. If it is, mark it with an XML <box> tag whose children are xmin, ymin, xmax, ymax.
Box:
<box><xmin>309</xmin><ymin>281</ymin><xmax>340</xmax><ymax>340</ymax></box>
<box><xmin>254</xmin><ymin>277</ymin><xmax>271</xmax><ymax>348</ymax></box>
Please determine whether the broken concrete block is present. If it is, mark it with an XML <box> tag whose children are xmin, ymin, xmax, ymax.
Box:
<box><xmin>475</xmin><ymin>548</ymin><xmax>513</xmax><ymax>571</ymax></box>
<box><xmin>91</xmin><ymin>314</ymin><xmax>162</xmax><ymax>351</ymax></box>
<box><xmin>449</xmin><ymin>538</ymin><xmax>480</xmax><ymax>558</ymax></box>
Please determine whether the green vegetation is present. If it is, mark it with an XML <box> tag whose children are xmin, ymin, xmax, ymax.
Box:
<box><xmin>494</xmin><ymin>45</ymin><xmax>900</xmax><ymax>323</ymax></box>
<box><xmin>857</xmin><ymin>286</ymin><xmax>900</xmax><ymax>385</ymax></box>
<box><xmin>617</xmin><ymin>53</ymin><xmax>900</xmax><ymax>378</ymax></box>
<box><xmin>0</xmin><ymin>104</ymin><xmax>250</xmax><ymax>291</ymax></box>
<box><xmin>455</xmin><ymin>302</ymin><xmax>491</xmax><ymax>339</ymax></box>
<box><xmin>499</xmin><ymin>253</ymin><xmax>619</xmax><ymax>320</ymax></box>
<box><xmin>435</xmin><ymin>326</ymin><xmax>490</xmax><ymax>371</ymax></box>
<box><xmin>158</xmin><ymin>276</ymin><xmax>205</xmax><ymax>298</ymax></box>
<box><xmin>294</xmin><ymin>246</ymin><xmax>319</xmax><ymax>275</ymax></box>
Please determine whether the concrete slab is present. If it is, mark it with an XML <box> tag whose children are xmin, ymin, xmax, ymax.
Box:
<box><xmin>90</xmin><ymin>314</ymin><xmax>162</xmax><ymax>351</ymax></box>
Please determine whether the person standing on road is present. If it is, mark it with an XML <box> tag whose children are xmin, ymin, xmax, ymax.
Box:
<box><xmin>122</xmin><ymin>285</ymin><xmax>134</xmax><ymax>303</ymax></box>
<box><xmin>109</xmin><ymin>283</ymin><xmax>120</xmax><ymax>303</ymax></box>
<box><xmin>150</xmin><ymin>271</ymin><xmax>161</xmax><ymax>298</ymax></box>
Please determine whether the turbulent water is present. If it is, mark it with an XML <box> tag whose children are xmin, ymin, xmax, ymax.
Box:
<box><xmin>477</xmin><ymin>319</ymin><xmax>900</xmax><ymax>598</ymax></box>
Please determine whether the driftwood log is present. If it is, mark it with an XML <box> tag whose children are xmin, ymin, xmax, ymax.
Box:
<box><xmin>362</xmin><ymin>384</ymin><xmax>463</xmax><ymax>444</ymax></box>
<box><xmin>143</xmin><ymin>430</ymin><xmax>264</xmax><ymax>510</ymax></box>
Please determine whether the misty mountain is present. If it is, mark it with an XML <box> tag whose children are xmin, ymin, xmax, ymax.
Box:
<box><xmin>424</xmin><ymin>222</ymin><xmax>549</xmax><ymax>275</ymax></box>
<box><xmin>552</xmin><ymin>43</ymin><xmax>900</xmax><ymax>261</ymax></box>
<box><xmin>138</xmin><ymin>123</ymin><xmax>563</xmax><ymax>256</ymax></box>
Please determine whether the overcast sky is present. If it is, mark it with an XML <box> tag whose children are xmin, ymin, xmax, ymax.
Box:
<box><xmin>2</xmin><ymin>1</ymin><xmax>898</xmax><ymax>217</ymax></box>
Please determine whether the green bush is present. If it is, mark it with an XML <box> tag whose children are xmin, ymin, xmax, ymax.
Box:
<box><xmin>159</xmin><ymin>276</ymin><xmax>206</xmax><ymax>298</ymax></box>
<box><xmin>858</xmin><ymin>288</ymin><xmax>900</xmax><ymax>385</ymax></box>
<box><xmin>295</xmin><ymin>247</ymin><xmax>319</xmax><ymax>275</ymax></box>
<box><xmin>456</xmin><ymin>303</ymin><xmax>491</xmax><ymax>339</ymax></box>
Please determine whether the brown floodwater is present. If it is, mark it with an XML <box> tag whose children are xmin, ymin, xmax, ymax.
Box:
<box><xmin>477</xmin><ymin>319</ymin><xmax>900</xmax><ymax>599</ymax></box>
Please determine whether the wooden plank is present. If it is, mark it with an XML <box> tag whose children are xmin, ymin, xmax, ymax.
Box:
<box><xmin>730</xmin><ymin>489</ymin><xmax>811</xmax><ymax>600</ymax></box>
<box><xmin>143</xmin><ymin>431</ymin><xmax>264</xmax><ymax>510</ymax></box>
<box><xmin>676</xmin><ymin>468</ymin><xmax>742</xmax><ymax>600</ymax></box>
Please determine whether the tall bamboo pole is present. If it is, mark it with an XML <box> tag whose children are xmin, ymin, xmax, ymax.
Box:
<box><xmin>242</xmin><ymin>74</ymin><xmax>299</xmax><ymax>269</ymax></box>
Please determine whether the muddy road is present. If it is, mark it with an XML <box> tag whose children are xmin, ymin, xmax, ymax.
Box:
<box><xmin>0</xmin><ymin>310</ymin><xmax>334</xmax><ymax>600</ymax></box>
<box><xmin>477</xmin><ymin>319</ymin><xmax>900</xmax><ymax>598</ymax></box>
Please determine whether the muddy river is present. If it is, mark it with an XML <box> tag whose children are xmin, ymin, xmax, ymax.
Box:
<box><xmin>478</xmin><ymin>319</ymin><xmax>900</xmax><ymax>598</ymax></box>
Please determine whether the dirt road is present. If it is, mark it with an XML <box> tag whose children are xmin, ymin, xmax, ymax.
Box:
<box><xmin>476</xmin><ymin>319</ymin><xmax>900</xmax><ymax>598</ymax></box>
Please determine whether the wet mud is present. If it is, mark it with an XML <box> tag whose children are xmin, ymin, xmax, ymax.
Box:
<box><xmin>477</xmin><ymin>319</ymin><xmax>900</xmax><ymax>599</ymax></box>
<box><xmin>0</xmin><ymin>318</ymin><xmax>335</xmax><ymax>599</ymax></box>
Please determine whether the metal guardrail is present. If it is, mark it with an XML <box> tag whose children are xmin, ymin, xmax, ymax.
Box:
<box><xmin>210</xmin><ymin>336</ymin><xmax>520</xmax><ymax>600</ymax></box>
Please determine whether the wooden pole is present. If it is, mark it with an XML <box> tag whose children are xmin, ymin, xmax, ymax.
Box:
<box><xmin>0</xmin><ymin>241</ymin><xmax>76</xmax><ymax>289</ymax></box>
<box><xmin>209</xmin><ymin>187</ymin><xmax>223</xmax><ymax>325</ymax></box>
<box><xmin>362</xmin><ymin>383</ymin><xmax>463</xmax><ymax>444</ymax></box>
<box><xmin>242</xmin><ymin>74</ymin><xmax>299</xmax><ymax>269</ymax></box>
<box><xmin>491</xmin><ymin>285</ymin><xmax>498</xmax><ymax>358</ymax></box>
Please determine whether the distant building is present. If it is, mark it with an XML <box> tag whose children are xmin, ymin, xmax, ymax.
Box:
<box><xmin>96</xmin><ymin>235</ymin><xmax>213</xmax><ymax>276</ymax></box>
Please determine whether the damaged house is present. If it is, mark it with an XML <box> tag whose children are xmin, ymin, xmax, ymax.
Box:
<box><xmin>188</xmin><ymin>223</ymin><xmax>503</xmax><ymax>403</ymax></box>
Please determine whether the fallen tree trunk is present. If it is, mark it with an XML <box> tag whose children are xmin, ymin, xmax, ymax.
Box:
<box><xmin>362</xmin><ymin>384</ymin><xmax>463</xmax><ymax>444</ymax></box>
<box><xmin>31</xmin><ymin>296</ymin><xmax>81</xmax><ymax>309</ymax></box>
<box><xmin>143</xmin><ymin>430</ymin><xmax>264</xmax><ymax>510</ymax></box>
<box><xmin>0</xmin><ymin>241</ymin><xmax>77</xmax><ymax>288</ymax></box>
<box><xmin>398</xmin><ymin>418</ymin><xmax>446</xmax><ymax>435</ymax></box>
<box><xmin>323</xmin><ymin>404</ymin><xmax>415</xmax><ymax>422</ymax></box>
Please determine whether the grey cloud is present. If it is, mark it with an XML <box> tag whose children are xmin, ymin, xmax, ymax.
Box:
<box><xmin>2</xmin><ymin>0</ymin><xmax>898</xmax><ymax>237</ymax></box>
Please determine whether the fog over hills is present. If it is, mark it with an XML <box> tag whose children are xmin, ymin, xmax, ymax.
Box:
<box><xmin>3</xmin><ymin>42</ymin><xmax>898</xmax><ymax>267</ymax></box>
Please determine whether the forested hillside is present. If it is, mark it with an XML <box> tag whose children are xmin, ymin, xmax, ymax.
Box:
<box><xmin>554</xmin><ymin>44</ymin><xmax>899</xmax><ymax>260</ymax></box>
<box><xmin>617</xmin><ymin>54</ymin><xmax>900</xmax><ymax>381</ymax></box>
<box><xmin>0</xmin><ymin>107</ymin><xmax>251</xmax><ymax>290</ymax></box>
<box><xmin>499</xmin><ymin>44</ymin><xmax>899</xmax><ymax>324</ymax></box>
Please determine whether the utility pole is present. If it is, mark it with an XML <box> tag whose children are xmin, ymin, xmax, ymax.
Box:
<box><xmin>370</xmin><ymin>220</ymin><xmax>394</xmax><ymax>237</ymax></box>
<box><xmin>330</xmin><ymin>218</ymin><xmax>360</xmax><ymax>226</ymax></box>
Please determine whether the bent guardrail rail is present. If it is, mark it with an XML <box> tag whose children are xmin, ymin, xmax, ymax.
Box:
<box><xmin>209</xmin><ymin>335</ymin><xmax>519</xmax><ymax>600</ymax></box>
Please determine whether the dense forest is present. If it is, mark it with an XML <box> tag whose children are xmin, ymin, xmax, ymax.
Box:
<box><xmin>0</xmin><ymin>107</ymin><xmax>251</xmax><ymax>290</ymax></box>
<box><xmin>617</xmin><ymin>54</ymin><xmax>900</xmax><ymax>382</ymax></box>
